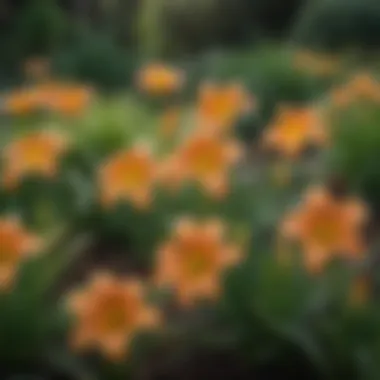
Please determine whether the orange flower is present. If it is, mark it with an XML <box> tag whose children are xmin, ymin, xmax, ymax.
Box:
<box><xmin>281</xmin><ymin>186</ymin><xmax>368</xmax><ymax>273</ymax></box>
<box><xmin>2</xmin><ymin>131</ymin><xmax>67</xmax><ymax>189</ymax></box>
<box><xmin>158</xmin><ymin>156</ymin><xmax>186</xmax><ymax>194</ymax></box>
<box><xmin>330</xmin><ymin>87</ymin><xmax>352</xmax><ymax>108</ymax></box>
<box><xmin>263</xmin><ymin>106</ymin><xmax>327</xmax><ymax>158</ymax></box>
<box><xmin>67</xmin><ymin>272</ymin><xmax>160</xmax><ymax>360</ymax></box>
<box><xmin>3</xmin><ymin>89</ymin><xmax>40</xmax><ymax>115</ymax></box>
<box><xmin>98</xmin><ymin>145</ymin><xmax>158</xmax><ymax>209</ymax></box>
<box><xmin>47</xmin><ymin>84</ymin><xmax>93</xmax><ymax>116</ymax></box>
<box><xmin>136</xmin><ymin>63</ymin><xmax>185</xmax><ymax>96</ymax></box>
<box><xmin>331</xmin><ymin>73</ymin><xmax>380</xmax><ymax>107</ymax></box>
<box><xmin>294</xmin><ymin>50</ymin><xmax>340</xmax><ymax>76</ymax></box>
<box><xmin>197</xmin><ymin>82</ymin><xmax>254</xmax><ymax>133</ymax></box>
<box><xmin>160</xmin><ymin>133</ymin><xmax>242</xmax><ymax>198</ymax></box>
<box><xmin>159</xmin><ymin>107</ymin><xmax>181</xmax><ymax>139</ymax></box>
<box><xmin>2</xmin><ymin>83</ymin><xmax>92</xmax><ymax>116</ymax></box>
<box><xmin>350</xmin><ymin>73</ymin><xmax>380</xmax><ymax>101</ymax></box>
<box><xmin>0</xmin><ymin>217</ymin><xmax>41</xmax><ymax>289</ymax></box>
<box><xmin>155</xmin><ymin>218</ymin><xmax>241</xmax><ymax>306</ymax></box>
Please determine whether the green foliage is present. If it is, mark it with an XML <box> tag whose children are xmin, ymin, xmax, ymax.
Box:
<box><xmin>293</xmin><ymin>0</ymin><xmax>380</xmax><ymax>51</ymax></box>
<box><xmin>0</xmin><ymin>235</ymin><xmax>82</xmax><ymax>377</ymax></box>
<box><xmin>53</xmin><ymin>28</ymin><xmax>136</xmax><ymax>91</ymax></box>
<box><xmin>137</xmin><ymin>0</ymin><xmax>168</xmax><ymax>58</ymax></box>
<box><xmin>0</xmin><ymin>0</ymin><xmax>68</xmax><ymax>82</ymax></box>
<box><xmin>327</xmin><ymin>101</ymin><xmax>380</xmax><ymax>213</ymax></box>
<box><xmin>136</xmin><ymin>0</ymin><xmax>305</xmax><ymax>56</ymax></box>
<box><xmin>10</xmin><ymin>0</ymin><xmax>68</xmax><ymax>58</ymax></box>
<box><xmin>69</xmin><ymin>96</ymin><xmax>156</xmax><ymax>157</ymax></box>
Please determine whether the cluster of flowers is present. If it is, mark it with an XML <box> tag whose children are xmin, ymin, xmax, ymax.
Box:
<box><xmin>1</xmin><ymin>58</ymin><xmax>92</xmax><ymax>117</ymax></box>
<box><xmin>1</xmin><ymin>58</ymin><xmax>379</xmax><ymax>360</ymax></box>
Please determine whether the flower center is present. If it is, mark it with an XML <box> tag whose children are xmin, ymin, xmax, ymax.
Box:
<box><xmin>181</xmin><ymin>243</ymin><xmax>215</xmax><ymax>279</ymax></box>
<box><xmin>24</xmin><ymin>146</ymin><xmax>48</xmax><ymax>168</ymax></box>
<box><xmin>194</xmin><ymin>156</ymin><xmax>220</xmax><ymax>174</ymax></box>
<box><xmin>105</xmin><ymin>308</ymin><xmax>129</xmax><ymax>330</ymax></box>
<box><xmin>312</xmin><ymin>218</ymin><xmax>340</xmax><ymax>246</ymax></box>
<box><xmin>203</xmin><ymin>96</ymin><xmax>241</xmax><ymax>126</ymax></box>
<box><xmin>95</xmin><ymin>296</ymin><xmax>133</xmax><ymax>333</ymax></box>
<box><xmin>122</xmin><ymin>163</ymin><xmax>150</xmax><ymax>189</ymax></box>
<box><xmin>284</xmin><ymin>120</ymin><xmax>307</xmax><ymax>142</ymax></box>
<box><xmin>187</xmin><ymin>255</ymin><xmax>209</xmax><ymax>276</ymax></box>
<box><xmin>0</xmin><ymin>233</ymin><xmax>20</xmax><ymax>265</ymax></box>
<box><xmin>189</xmin><ymin>145</ymin><xmax>223</xmax><ymax>176</ymax></box>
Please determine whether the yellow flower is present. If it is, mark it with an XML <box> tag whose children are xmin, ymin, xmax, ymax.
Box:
<box><xmin>196</xmin><ymin>82</ymin><xmax>254</xmax><ymax>134</ymax></box>
<box><xmin>0</xmin><ymin>217</ymin><xmax>41</xmax><ymax>289</ymax></box>
<box><xmin>159</xmin><ymin>132</ymin><xmax>242</xmax><ymax>198</ymax></box>
<box><xmin>136</xmin><ymin>63</ymin><xmax>185</xmax><ymax>96</ymax></box>
<box><xmin>98</xmin><ymin>145</ymin><xmax>158</xmax><ymax>209</ymax></box>
<box><xmin>263</xmin><ymin>106</ymin><xmax>327</xmax><ymax>158</ymax></box>
<box><xmin>281</xmin><ymin>186</ymin><xmax>368</xmax><ymax>273</ymax></box>
<box><xmin>2</xmin><ymin>131</ymin><xmax>67</xmax><ymax>189</ymax></box>
<box><xmin>155</xmin><ymin>218</ymin><xmax>241</xmax><ymax>307</ymax></box>
<box><xmin>67</xmin><ymin>272</ymin><xmax>160</xmax><ymax>360</ymax></box>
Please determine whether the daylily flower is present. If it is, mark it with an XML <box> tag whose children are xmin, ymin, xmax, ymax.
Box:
<box><xmin>281</xmin><ymin>186</ymin><xmax>368</xmax><ymax>273</ymax></box>
<box><xmin>263</xmin><ymin>105</ymin><xmax>327</xmax><ymax>158</ymax></box>
<box><xmin>2</xmin><ymin>82</ymin><xmax>92</xmax><ymax>116</ymax></box>
<box><xmin>136</xmin><ymin>63</ymin><xmax>185</xmax><ymax>96</ymax></box>
<box><xmin>196</xmin><ymin>82</ymin><xmax>254</xmax><ymax>134</ymax></box>
<box><xmin>67</xmin><ymin>272</ymin><xmax>160</xmax><ymax>360</ymax></box>
<box><xmin>45</xmin><ymin>83</ymin><xmax>93</xmax><ymax>116</ymax></box>
<box><xmin>331</xmin><ymin>73</ymin><xmax>380</xmax><ymax>107</ymax></box>
<box><xmin>0</xmin><ymin>217</ymin><xmax>41</xmax><ymax>289</ymax></box>
<box><xmin>98</xmin><ymin>144</ymin><xmax>158</xmax><ymax>209</ymax></box>
<box><xmin>2</xmin><ymin>130</ymin><xmax>67</xmax><ymax>189</ymax></box>
<box><xmin>155</xmin><ymin>218</ymin><xmax>241</xmax><ymax>306</ymax></box>
<box><xmin>159</xmin><ymin>132</ymin><xmax>242</xmax><ymax>198</ymax></box>
<box><xmin>3</xmin><ymin>88</ymin><xmax>40</xmax><ymax>115</ymax></box>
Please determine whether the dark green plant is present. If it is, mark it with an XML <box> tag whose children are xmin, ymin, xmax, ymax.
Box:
<box><xmin>0</xmin><ymin>0</ymin><xmax>68</xmax><ymax>83</ymax></box>
<box><xmin>327</xmin><ymin>101</ymin><xmax>380</xmax><ymax>215</ymax></box>
<box><xmin>292</xmin><ymin>0</ymin><xmax>380</xmax><ymax>51</ymax></box>
<box><xmin>0</xmin><ymin>232</ymin><xmax>86</xmax><ymax>379</ymax></box>
<box><xmin>53</xmin><ymin>27</ymin><xmax>136</xmax><ymax>91</ymax></box>
<box><xmin>10</xmin><ymin>0</ymin><xmax>68</xmax><ymax>58</ymax></box>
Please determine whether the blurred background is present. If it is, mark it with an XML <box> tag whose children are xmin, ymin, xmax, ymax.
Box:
<box><xmin>2</xmin><ymin>0</ymin><xmax>379</xmax><ymax>89</ymax></box>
